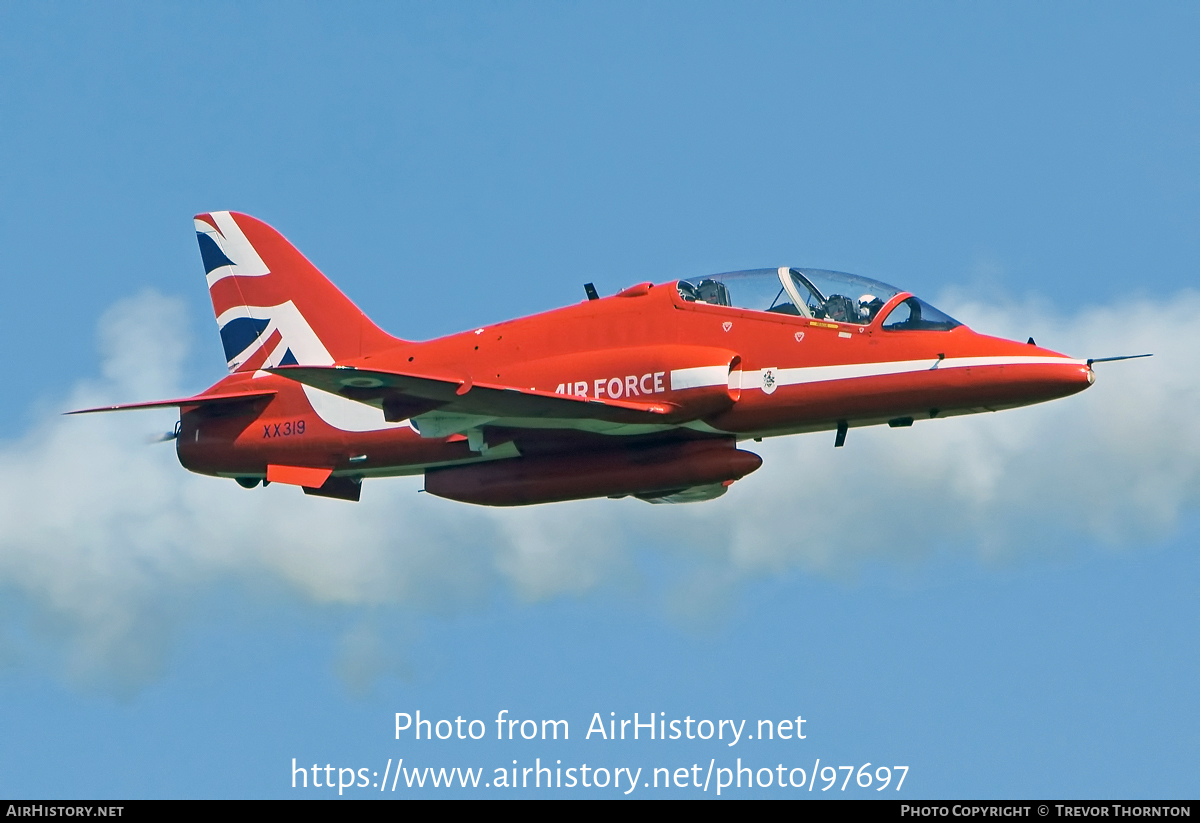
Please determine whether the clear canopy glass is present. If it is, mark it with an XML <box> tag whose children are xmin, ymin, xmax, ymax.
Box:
<box><xmin>878</xmin><ymin>296</ymin><xmax>961</xmax><ymax>331</ymax></box>
<box><xmin>676</xmin><ymin>268</ymin><xmax>960</xmax><ymax>330</ymax></box>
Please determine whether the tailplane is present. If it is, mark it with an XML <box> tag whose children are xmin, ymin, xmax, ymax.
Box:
<box><xmin>194</xmin><ymin>211</ymin><xmax>401</xmax><ymax>372</ymax></box>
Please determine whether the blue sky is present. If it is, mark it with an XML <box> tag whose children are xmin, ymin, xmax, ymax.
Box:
<box><xmin>0</xmin><ymin>2</ymin><xmax>1196</xmax><ymax>798</ymax></box>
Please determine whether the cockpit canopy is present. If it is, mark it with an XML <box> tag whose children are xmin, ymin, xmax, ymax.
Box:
<box><xmin>676</xmin><ymin>268</ymin><xmax>961</xmax><ymax>331</ymax></box>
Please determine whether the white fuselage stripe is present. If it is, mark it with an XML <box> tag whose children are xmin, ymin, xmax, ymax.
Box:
<box><xmin>670</xmin><ymin>365</ymin><xmax>729</xmax><ymax>391</ymax></box>
<box><xmin>728</xmin><ymin>356</ymin><xmax>1084</xmax><ymax>391</ymax></box>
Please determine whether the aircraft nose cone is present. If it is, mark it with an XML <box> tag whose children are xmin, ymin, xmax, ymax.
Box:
<box><xmin>1035</xmin><ymin>358</ymin><xmax>1094</xmax><ymax>401</ymax></box>
<box><xmin>978</xmin><ymin>353</ymin><xmax>1094</xmax><ymax>408</ymax></box>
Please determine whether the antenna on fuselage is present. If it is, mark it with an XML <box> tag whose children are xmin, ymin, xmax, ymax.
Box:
<box><xmin>584</xmin><ymin>283</ymin><xmax>599</xmax><ymax>301</ymax></box>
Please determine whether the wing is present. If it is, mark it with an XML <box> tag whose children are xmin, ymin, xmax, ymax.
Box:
<box><xmin>267</xmin><ymin>365</ymin><xmax>677</xmax><ymax>430</ymax></box>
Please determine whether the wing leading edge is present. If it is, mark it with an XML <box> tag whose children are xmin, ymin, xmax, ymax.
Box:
<box><xmin>266</xmin><ymin>365</ymin><xmax>677</xmax><ymax>426</ymax></box>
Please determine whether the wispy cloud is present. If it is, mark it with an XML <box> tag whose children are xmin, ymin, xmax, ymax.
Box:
<box><xmin>0</xmin><ymin>289</ymin><xmax>1195</xmax><ymax>689</ymax></box>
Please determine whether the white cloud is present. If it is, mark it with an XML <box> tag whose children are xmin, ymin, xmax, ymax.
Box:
<box><xmin>0</xmin><ymin>289</ymin><xmax>1195</xmax><ymax>688</ymax></box>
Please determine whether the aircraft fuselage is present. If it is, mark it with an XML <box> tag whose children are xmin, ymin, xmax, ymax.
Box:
<box><xmin>176</xmin><ymin>280</ymin><xmax>1091</xmax><ymax>488</ymax></box>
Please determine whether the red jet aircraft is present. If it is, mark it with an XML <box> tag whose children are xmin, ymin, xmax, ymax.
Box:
<box><xmin>71</xmin><ymin>211</ymin><xmax>1110</xmax><ymax>505</ymax></box>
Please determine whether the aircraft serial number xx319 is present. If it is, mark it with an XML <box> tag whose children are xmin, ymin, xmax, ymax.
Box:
<box><xmin>72</xmin><ymin>211</ymin><xmax>1107</xmax><ymax>506</ymax></box>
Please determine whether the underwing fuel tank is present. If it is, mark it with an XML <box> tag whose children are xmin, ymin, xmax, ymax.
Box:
<box><xmin>423</xmin><ymin>439</ymin><xmax>762</xmax><ymax>506</ymax></box>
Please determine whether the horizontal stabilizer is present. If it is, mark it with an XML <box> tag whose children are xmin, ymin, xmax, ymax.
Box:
<box><xmin>267</xmin><ymin>365</ymin><xmax>675</xmax><ymax>424</ymax></box>
<box><xmin>66</xmin><ymin>389</ymin><xmax>276</xmax><ymax>415</ymax></box>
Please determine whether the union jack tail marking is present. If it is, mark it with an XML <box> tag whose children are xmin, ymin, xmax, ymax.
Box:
<box><xmin>194</xmin><ymin>211</ymin><xmax>401</xmax><ymax>372</ymax></box>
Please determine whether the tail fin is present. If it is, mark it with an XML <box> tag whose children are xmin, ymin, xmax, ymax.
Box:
<box><xmin>194</xmin><ymin>211</ymin><xmax>402</xmax><ymax>373</ymax></box>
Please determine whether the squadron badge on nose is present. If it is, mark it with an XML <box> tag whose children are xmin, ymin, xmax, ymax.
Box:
<box><xmin>761</xmin><ymin>367</ymin><xmax>778</xmax><ymax>395</ymax></box>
